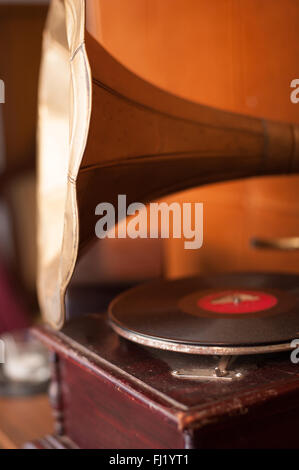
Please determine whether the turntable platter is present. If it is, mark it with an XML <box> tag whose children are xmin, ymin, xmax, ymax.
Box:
<box><xmin>109</xmin><ymin>273</ymin><xmax>299</xmax><ymax>355</ymax></box>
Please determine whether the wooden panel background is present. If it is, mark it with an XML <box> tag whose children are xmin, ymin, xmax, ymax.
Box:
<box><xmin>0</xmin><ymin>5</ymin><xmax>47</xmax><ymax>175</ymax></box>
<box><xmin>0</xmin><ymin>5</ymin><xmax>48</xmax><ymax>294</ymax></box>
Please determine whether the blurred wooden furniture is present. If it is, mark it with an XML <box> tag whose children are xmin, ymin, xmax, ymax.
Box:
<box><xmin>0</xmin><ymin>2</ymin><xmax>48</xmax><ymax>302</ymax></box>
<box><xmin>0</xmin><ymin>395</ymin><xmax>53</xmax><ymax>449</ymax></box>
<box><xmin>0</xmin><ymin>2</ymin><xmax>47</xmax><ymax>178</ymax></box>
<box><xmin>0</xmin><ymin>4</ymin><xmax>51</xmax><ymax>449</ymax></box>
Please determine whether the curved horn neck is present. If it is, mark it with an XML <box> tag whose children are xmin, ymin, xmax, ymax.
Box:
<box><xmin>77</xmin><ymin>32</ymin><xmax>299</xmax><ymax>249</ymax></box>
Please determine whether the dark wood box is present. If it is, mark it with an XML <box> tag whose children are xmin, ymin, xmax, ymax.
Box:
<box><xmin>29</xmin><ymin>313</ymin><xmax>299</xmax><ymax>449</ymax></box>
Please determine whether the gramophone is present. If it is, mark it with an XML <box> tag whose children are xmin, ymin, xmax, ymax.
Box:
<box><xmin>30</xmin><ymin>0</ymin><xmax>299</xmax><ymax>448</ymax></box>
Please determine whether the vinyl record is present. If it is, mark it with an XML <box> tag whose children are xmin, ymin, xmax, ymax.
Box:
<box><xmin>109</xmin><ymin>273</ymin><xmax>299</xmax><ymax>354</ymax></box>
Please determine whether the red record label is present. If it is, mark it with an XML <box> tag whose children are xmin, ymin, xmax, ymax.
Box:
<box><xmin>197</xmin><ymin>290</ymin><xmax>277</xmax><ymax>314</ymax></box>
